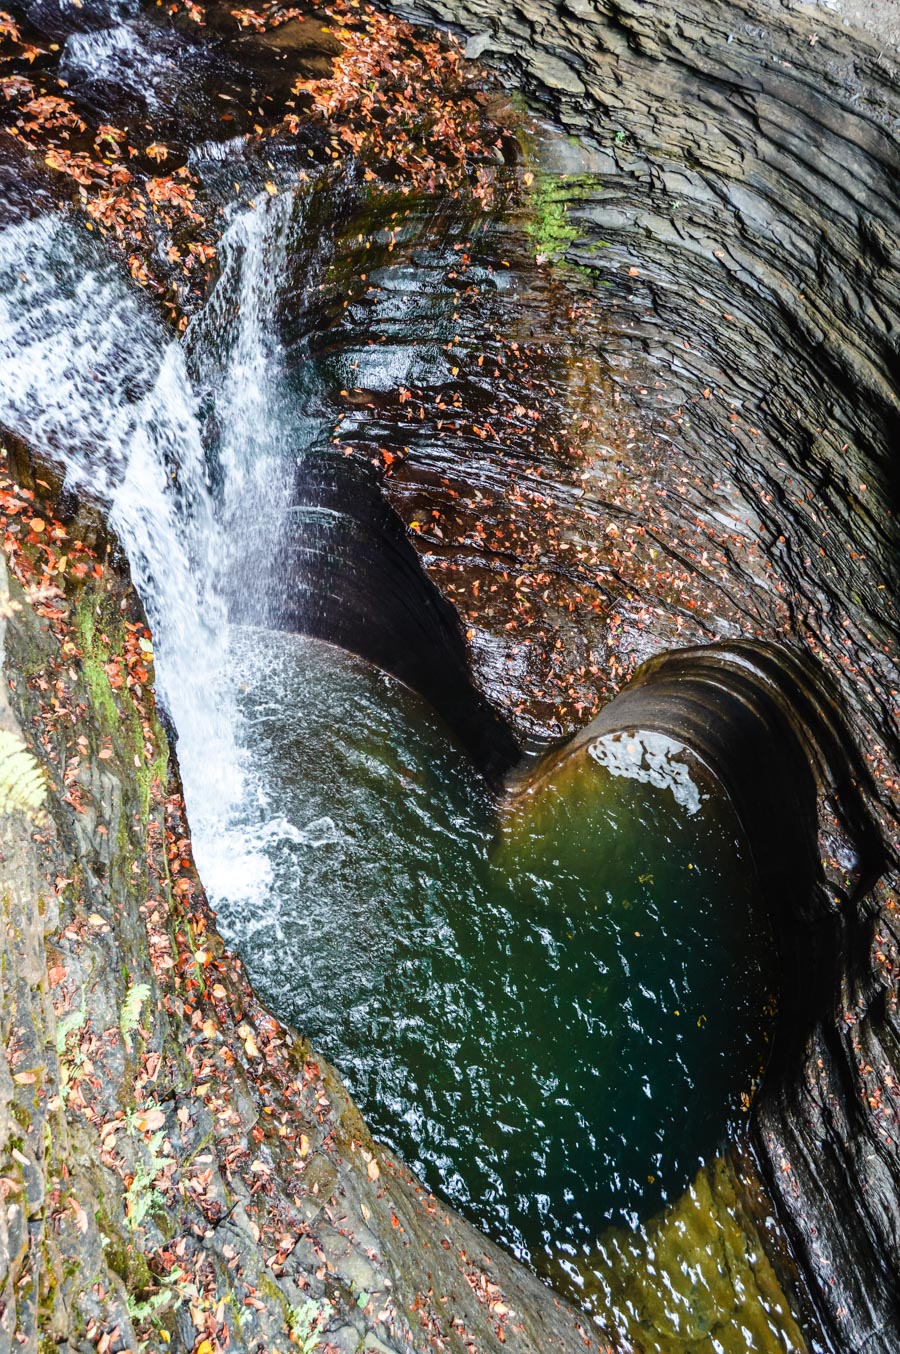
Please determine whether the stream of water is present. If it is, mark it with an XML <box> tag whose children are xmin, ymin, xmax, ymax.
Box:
<box><xmin>0</xmin><ymin>13</ymin><xmax>802</xmax><ymax>1345</ymax></box>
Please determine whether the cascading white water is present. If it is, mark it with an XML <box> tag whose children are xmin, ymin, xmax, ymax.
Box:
<box><xmin>0</xmin><ymin>184</ymin><xmax>310</xmax><ymax>882</ymax></box>
<box><xmin>182</xmin><ymin>186</ymin><xmax>324</xmax><ymax>902</ymax></box>
<box><xmin>185</xmin><ymin>185</ymin><xmax>303</xmax><ymax>619</ymax></box>
<box><xmin>0</xmin><ymin>210</ymin><xmax>241</xmax><ymax>808</ymax></box>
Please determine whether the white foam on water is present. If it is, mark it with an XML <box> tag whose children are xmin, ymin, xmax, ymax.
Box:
<box><xmin>60</xmin><ymin>25</ymin><xmax>175</xmax><ymax>109</ymax></box>
<box><xmin>0</xmin><ymin>215</ymin><xmax>232</xmax><ymax>798</ymax></box>
<box><xmin>0</xmin><ymin>175</ymin><xmax>324</xmax><ymax>940</ymax></box>
<box><xmin>588</xmin><ymin>730</ymin><xmax>703</xmax><ymax>816</ymax></box>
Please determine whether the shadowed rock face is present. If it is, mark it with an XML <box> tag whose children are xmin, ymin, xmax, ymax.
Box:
<box><xmin>234</xmin><ymin>451</ymin><xmax>521</xmax><ymax>783</ymax></box>
<box><xmin>365</xmin><ymin>3</ymin><xmax>900</xmax><ymax>1343</ymax></box>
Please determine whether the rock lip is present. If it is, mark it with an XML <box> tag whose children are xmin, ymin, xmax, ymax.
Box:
<box><xmin>515</xmin><ymin>638</ymin><xmax>894</xmax><ymax>1350</ymax></box>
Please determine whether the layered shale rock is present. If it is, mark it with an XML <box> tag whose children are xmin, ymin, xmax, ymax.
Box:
<box><xmin>379</xmin><ymin>2</ymin><xmax>900</xmax><ymax>1347</ymax></box>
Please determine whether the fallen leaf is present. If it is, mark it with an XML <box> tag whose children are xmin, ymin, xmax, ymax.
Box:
<box><xmin>134</xmin><ymin>1108</ymin><xmax>165</xmax><ymax>1132</ymax></box>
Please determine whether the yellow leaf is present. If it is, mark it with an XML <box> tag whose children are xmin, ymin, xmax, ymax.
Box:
<box><xmin>367</xmin><ymin>1157</ymin><xmax>380</xmax><ymax>1181</ymax></box>
<box><xmin>196</xmin><ymin>1342</ymin><xmax>214</xmax><ymax>1354</ymax></box>
<box><xmin>238</xmin><ymin>1023</ymin><xmax>260</xmax><ymax>1058</ymax></box>
<box><xmin>264</xmin><ymin>180</ymin><xmax>278</xmax><ymax>195</ymax></box>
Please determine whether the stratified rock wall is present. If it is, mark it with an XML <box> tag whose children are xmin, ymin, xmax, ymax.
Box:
<box><xmin>382</xmin><ymin>2</ymin><xmax>900</xmax><ymax>1349</ymax></box>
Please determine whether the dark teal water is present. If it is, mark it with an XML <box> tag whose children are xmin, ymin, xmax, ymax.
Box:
<box><xmin>210</xmin><ymin>627</ymin><xmax>774</xmax><ymax>1276</ymax></box>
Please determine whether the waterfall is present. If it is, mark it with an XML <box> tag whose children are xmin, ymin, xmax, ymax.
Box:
<box><xmin>0</xmin><ymin>183</ymin><xmax>311</xmax><ymax>884</ymax></box>
<box><xmin>185</xmin><ymin>185</ymin><xmax>304</xmax><ymax>626</ymax></box>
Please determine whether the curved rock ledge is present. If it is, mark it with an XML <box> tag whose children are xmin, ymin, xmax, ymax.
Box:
<box><xmin>237</xmin><ymin>452</ymin><xmax>520</xmax><ymax>784</ymax></box>
<box><xmin>521</xmin><ymin>637</ymin><xmax>882</xmax><ymax>1078</ymax></box>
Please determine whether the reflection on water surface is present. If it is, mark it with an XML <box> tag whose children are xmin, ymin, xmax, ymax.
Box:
<box><xmin>201</xmin><ymin>628</ymin><xmax>799</xmax><ymax>1347</ymax></box>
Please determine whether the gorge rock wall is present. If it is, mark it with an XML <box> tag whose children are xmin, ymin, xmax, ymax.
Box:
<box><xmin>372</xmin><ymin>1</ymin><xmax>900</xmax><ymax>1347</ymax></box>
<box><xmin>0</xmin><ymin>456</ymin><xmax>607</xmax><ymax>1354</ymax></box>
<box><xmin>2</xmin><ymin>0</ymin><xmax>899</xmax><ymax>1348</ymax></box>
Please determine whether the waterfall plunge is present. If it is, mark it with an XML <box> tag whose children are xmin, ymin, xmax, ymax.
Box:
<box><xmin>0</xmin><ymin>187</ymin><xmax>307</xmax><ymax>894</ymax></box>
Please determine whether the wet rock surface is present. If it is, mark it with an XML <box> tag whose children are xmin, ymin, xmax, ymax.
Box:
<box><xmin>0</xmin><ymin>453</ymin><xmax>607</xmax><ymax>1354</ymax></box>
<box><xmin>0</xmin><ymin>0</ymin><xmax>898</xmax><ymax>1349</ymax></box>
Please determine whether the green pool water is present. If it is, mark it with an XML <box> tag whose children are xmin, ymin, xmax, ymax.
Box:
<box><xmin>206</xmin><ymin>626</ymin><xmax>782</xmax><ymax>1336</ymax></box>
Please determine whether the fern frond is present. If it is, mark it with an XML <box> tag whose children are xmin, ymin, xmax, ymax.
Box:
<box><xmin>56</xmin><ymin>1005</ymin><xmax>87</xmax><ymax>1054</ymax></box>
<box><xmin>120</xmin><ymin>981</ymin><xmax>151</xmax><ymax>1048</ymax></box>
<box><xmin>0</xmin><ymin>730</ymin><xmax>47</xmax><ymax>817</ymax></box>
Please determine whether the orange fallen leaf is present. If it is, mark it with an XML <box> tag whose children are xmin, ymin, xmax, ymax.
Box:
<box><xmin>134</xmin><ymin>1108</ymin><xmax>165</xmax><ymax>1132</ymax></box>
